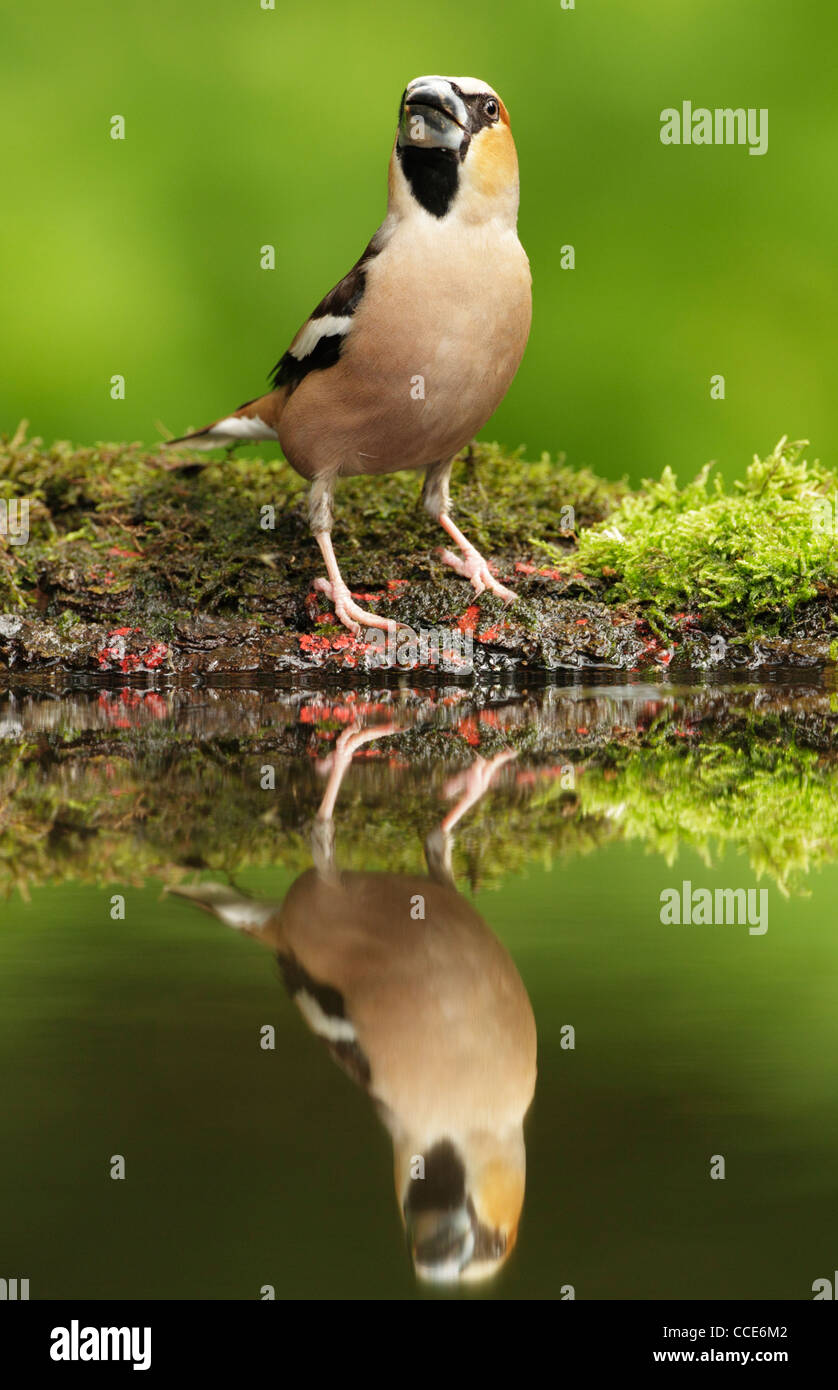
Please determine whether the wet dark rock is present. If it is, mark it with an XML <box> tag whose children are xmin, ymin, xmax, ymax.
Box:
<box><xmin>1</xmin><ymin>588</ymin><xmax>837</xmax><ymax>680</ymax></box>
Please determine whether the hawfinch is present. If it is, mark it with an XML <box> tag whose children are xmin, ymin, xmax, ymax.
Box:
<box><xmin>171</xmin><ymin>727</ymin><xmax>537</xmax><ymax>1284</ymax></box>
<box><xmin>166</xmin><ymin>76</ymin><xmax>532</xmax><ymax>634</ymax></box>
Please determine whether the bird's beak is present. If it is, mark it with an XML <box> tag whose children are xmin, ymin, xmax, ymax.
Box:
<box><xmin>399</xmin><ymin>80</ymin><xmax>468</xmax><ymax>152</ymax></box>
<box><xmin>406</xmin><ymin>1203</ymin><xmax>475</xmax><ymax>1283</ymax></box>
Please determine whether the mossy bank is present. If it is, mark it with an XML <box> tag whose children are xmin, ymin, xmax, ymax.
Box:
<box><xmin>1</xmin><ymin>428</ymin><xmax>837</xmax><ymax>679</ymax></box>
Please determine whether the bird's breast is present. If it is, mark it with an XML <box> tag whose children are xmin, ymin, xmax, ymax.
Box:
<box><xmin>277</xmin><ymin>870</ymin><xmax>537</xmax><ymax>1135</ymax></box>
<box><xmin>278</xmin><ymin>222</ymin><xmax>531</xmax><ymax>479</ymax></box>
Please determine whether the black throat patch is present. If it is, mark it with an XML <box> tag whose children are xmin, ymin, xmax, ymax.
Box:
<box><xmin>397</xmin><ymin>145</ymin><xmax>460</xmax><ymax>218</ymax></box>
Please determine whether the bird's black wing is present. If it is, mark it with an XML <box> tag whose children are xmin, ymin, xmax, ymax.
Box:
<box><xmin>269</xmin><ymin>231</ymin><xmax>384</xmax><ymax>394</ymax></box>
<box><xmin>277</xmin><ymin>951</ymin><xmax>372</xmax><ymax>1089</ymax></box>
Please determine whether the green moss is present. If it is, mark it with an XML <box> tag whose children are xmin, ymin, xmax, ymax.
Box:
<box><xmin>0</xmin><ymin>429</ymin><xmax>626</xmax><ymax>621</ymax></box>
<box><xmin>581</xmin><ymin>741</ymin><xmax>836</xmax><ymax>896</ymax></box>
<box><xmin>535</xmin><ymin>438</ymin><xmax>838</xmax><ymax>623</ymax></box>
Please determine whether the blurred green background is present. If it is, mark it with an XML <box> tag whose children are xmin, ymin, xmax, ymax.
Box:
<box><xmin>1</xmin><ymin>0</ymin><xmax>836</xmax><ymax>482</ymax></box>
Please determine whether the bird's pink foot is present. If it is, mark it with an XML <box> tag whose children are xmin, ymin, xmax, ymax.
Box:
<box><xmin>316</xmin><ymin>721</ymin><xmax>402</xmax><ymax>778</ymax></box>
<box><xmin>333</xmin><ymin>720</ymin><xmax>401</xmax><ymax>762</ymax></box>
<box><xmin>437</xmin><ymin>546</ymin><xmax>516</xmax><ymax>603</ymax></box>
<box><xmin>313</xmin><ymin>576</ymin><xmax>398</xmax><ymax>636</ymax></box>
<box><xmin>441</xmin><ymin>749</ymin><xmax>518</xmax><ymax>833</ymax></box>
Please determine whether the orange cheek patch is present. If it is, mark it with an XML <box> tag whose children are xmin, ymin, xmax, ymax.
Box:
<box><xmin>470</xmin><ymin>126</ymin><xmax>519</xmax><ymax>200</ymax></box>
<box><xmin>479</xmin><ymin>1158</ymin><xmax>525</xmax><ymax>1234</ymax></box>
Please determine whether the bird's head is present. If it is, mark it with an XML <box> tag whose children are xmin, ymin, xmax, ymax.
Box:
<box><xmin>396</xmin><ymin>1132</ymin><xmax>526</xmax><ymax>1285</ymax></box>
<box><xmin>392</xmin><ymin>75</ymin><xmax>520</xmax><ymax>225</ymax></box>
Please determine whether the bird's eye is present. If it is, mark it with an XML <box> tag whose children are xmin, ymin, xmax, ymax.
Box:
<box><xmin>484</xmin><ymin>97</ymin><xmax>499</xmax><ymax>120</ymax></box>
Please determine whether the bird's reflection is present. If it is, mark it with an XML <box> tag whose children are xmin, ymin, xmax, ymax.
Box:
<box><xmin>171</xmin><ymin>723</ymin><xmax>536</xmax><ymax>1284</ymax></box>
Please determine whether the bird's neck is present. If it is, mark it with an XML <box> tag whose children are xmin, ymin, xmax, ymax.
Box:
<box><xmin>387</xmin><ymin>143</ymin><xmax>520</xmax><ymax>232</ymax></box>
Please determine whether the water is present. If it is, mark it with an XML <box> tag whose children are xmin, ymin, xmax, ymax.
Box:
<box><xmin>1</xmin><ymin>676</ymin><xmax>836</xmax><ymax>1300</ymax></box>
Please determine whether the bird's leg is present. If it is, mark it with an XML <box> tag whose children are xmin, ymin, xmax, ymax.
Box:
<box><xmin>314</xmin><ymin>531</ymin><xmax>399</xmax><ymax>635</ymax></box>
<box><xmin>422</xmin><ymin>459</ymin><xmax>516</xmax><ymax>603</ymax></box>
<box><xmin>437</xmin><ymin>513</ymin><xmax>517</xmax><ymax>603</ymax></box>
<box><xmin>312</xmin><ymin>722</ymin><xmax>401</xmax><ymax>877</ymax></box>
<box><xmin>309</xmin><ymin>476</ymin><xmax>400</xmax><ymax>636</ymax></box>
<box><xmin>316</xmin><ymin>722</ymin><xmax>401</xmax><ymax>821</ymax></box>
<box><xmin>424</xmin><ymin>748</ymin><xmax>518</xmax><ymax>886</ymax></box>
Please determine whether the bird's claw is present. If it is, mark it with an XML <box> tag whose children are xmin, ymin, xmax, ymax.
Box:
<box><xmin>335</xmin><ymin>721</ymin><xmax>402</xmax><ymax>756</ymax></box>
<box><xmin>315</xmin><ymin>721</ymin><xmax>402</xmax><ymax>775</ymax></box>
<box><xmin>443</xmin><ymin>748</ymin><xmax>518</xmax><ymax>801</ymax></box>
<box><xmin>314</xmin><ymin>576</ymin><xmax>399</xmax><ymax>636</ymax></box>
<box><xmin>436</xmin><ymin>547</ymin><xmax>516</xmax><ymax>603</ymax></box>
<box><xmin>439</xmin><ymin>748</ymin><xmax>518</xmax><ymax>833</ymax></box>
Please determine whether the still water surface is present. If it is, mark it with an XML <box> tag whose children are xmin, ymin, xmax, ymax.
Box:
<box><xmin>1</xmin><ymin>677</ymin><xmax>836</xmax><ymax>1299</ymax></box>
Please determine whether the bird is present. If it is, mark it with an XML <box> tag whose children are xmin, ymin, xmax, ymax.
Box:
<box><xmin>170</xmin><ymin>724</ymin><xmax>537</xmax><ymax>1284</ymax></box>
<box><xmin>165</xmin><ymin>75</ymin><xmax>532</xmax><ymax>635</ymax></box>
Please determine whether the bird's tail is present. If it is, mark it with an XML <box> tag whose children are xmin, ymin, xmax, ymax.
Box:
<box><xmin>164</xmin><ymin>391</ymin><xmax>283</xmax><ymax>451</ymax></box>
<box><xmin>166</xmin><ymin>881</ymin><xmax>279</xmax><ymax>934</ymax></box>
